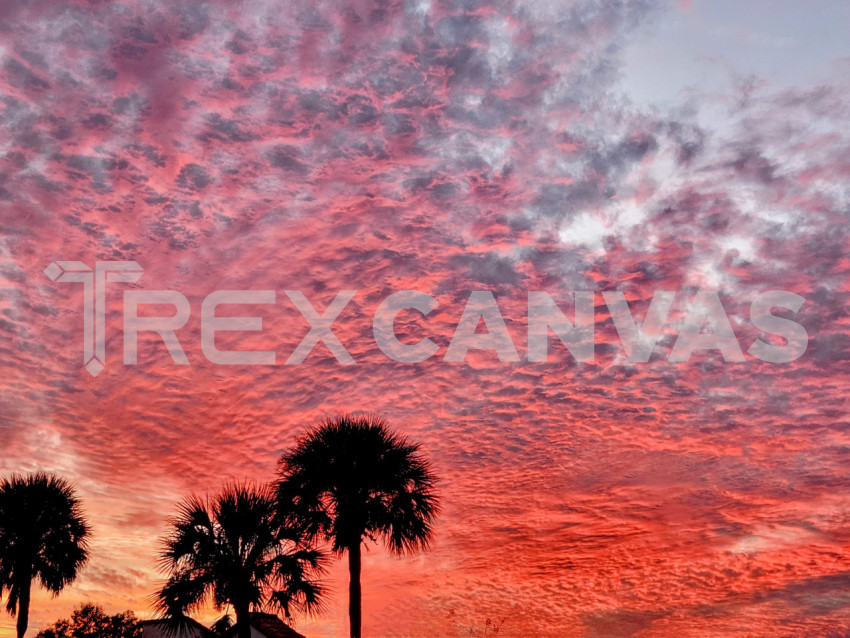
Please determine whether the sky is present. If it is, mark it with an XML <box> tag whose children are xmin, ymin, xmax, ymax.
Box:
<box><xmin>1</xmin><ymin>0</ymin><xmax>850</xmax><ymax>636</ymax></box>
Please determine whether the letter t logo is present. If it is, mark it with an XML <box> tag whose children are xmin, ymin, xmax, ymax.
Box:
<box><xmin>44</xmin><ymin>260</ymin><xmax>143</xmax><ymax>376</ymax></box>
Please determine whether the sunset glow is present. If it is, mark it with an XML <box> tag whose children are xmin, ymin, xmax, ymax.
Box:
<box><xmin>2</xmin><ymin>0</ymin><xmax>850</xmax><ymax>636</ymax></box>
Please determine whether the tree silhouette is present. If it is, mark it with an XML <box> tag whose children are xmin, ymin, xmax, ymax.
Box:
<box><xmin>35</xmin><ymin>603</ymin><xmax>140</xmax><ymax>638</ymax></box>
<box><xmin>154</xmin><ymin>483</ymin><xmax>323</xmax><ymax>638</ymax></box>
<box><xmin>277</xmin><ymin>415</ymin><xmax>440</xmax><ymax>638</ymax></box>
<box><xmin>0</xmin><ymin>472</ymin><xmax>90</xmax><ymax>638</ymax></box>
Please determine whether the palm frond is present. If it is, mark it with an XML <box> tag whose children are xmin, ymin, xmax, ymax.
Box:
<box><xmin>154</xmin><ymin>481</ymin><xmax>325</xmax><ymax>627</ymax></box>
<box><xmin>0</xmin><ymin>471</ymin><xmax>90</xmax><ymax>618</ymax></box>
<box><xmin>276</xmin><ymin>414</ymin><xmax>441</xmax><ymax>556</ymax></box>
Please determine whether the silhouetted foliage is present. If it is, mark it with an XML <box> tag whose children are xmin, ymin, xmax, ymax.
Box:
<box><xmin>209</xmin><ymin>614</ymin><xmax>234</xmax><ymax>636</ymax></box>
<box><xmin>0</xmin><ymin>472</ymin><xmax>90</xmax><ymax>638</ymax></box>
<box><xmin>277</xmin><ymin>415</ymin><xmax>440</xmax><ymax>638</ymax></box>
<box><xmin>35</xmin><ymin>603</ymin><xmax>140</xmax><ymax>638</ymax></box>
<box><xmin>154</xmin><ymin>482</ymin><xmax>323</xmax><ymax>638</ymax></box>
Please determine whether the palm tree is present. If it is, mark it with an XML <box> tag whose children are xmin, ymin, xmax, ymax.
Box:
<box><xmin>154</xmin><ymin>482</ymin><xmax>324</xmax><ymax>638</ymax></box>
<box><xmin>0</xmin><ymin>472</ymin><xmax>90</xmax><ymax>638</ymax></box>
<box><xmin>277</xmin><ymin>415</ymin><xmax>440</xmax><ymax>638</ymax></box>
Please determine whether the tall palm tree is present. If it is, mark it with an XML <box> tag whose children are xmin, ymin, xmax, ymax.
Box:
<box><xmin>277</xmin><ymin>415</ymin><xmax>440</xmax><ymax>638</ymax></box>
<box><xmin>0</xmin><ymin>472</ymin><xmax>90</xmax><ymax>638</ymax></box>
<box><xmin>154</xmin><ymin>483</ymin><xmax>324</xmax><ymax>638</ymax></box>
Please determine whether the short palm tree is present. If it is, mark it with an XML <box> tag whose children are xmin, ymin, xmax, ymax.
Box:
<box><xmin>0</xmin><ymin>472</ymin><xmax>90</xmax><ymax>638</ymax></box>
<box><xmin>154</xmin><ymin>482</ymin><xmax>323</xmax><ymax>638</ymax></box>
<box><xmin>277</xmin><ymin>415</ymin><xmax>440</xmax><ymax>638</ymax></box>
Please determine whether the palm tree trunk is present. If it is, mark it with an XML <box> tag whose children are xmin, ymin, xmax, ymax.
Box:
<box><xmin>348</xmin><ymin>541</ymin><xmax>362</xmax><ymax>638</ymax></box>
<box><xmin>15</xmin><ymin>578</ymin><xmax>31</xmax><ymax>638</ymax></box>
<box><xmin>234</xmin><ymin>601</ymin><xmax>252</xmax><ymax>638</ymax></box>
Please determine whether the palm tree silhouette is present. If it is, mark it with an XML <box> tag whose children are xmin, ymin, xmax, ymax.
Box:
<box><xmin>154</xmin><ymin>482</ymin><xmax>323</xmax><ymax>638</ymax></box>
<box><xmin>0</xmin><ymin>472</ymin><xmax>90</xmax><ymax>638</ymax></box>
<box><xmin>277</xmin><ymin>415</ymin><xmax>440</xmax><ymax>638</ymax></box>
